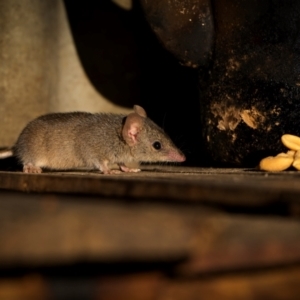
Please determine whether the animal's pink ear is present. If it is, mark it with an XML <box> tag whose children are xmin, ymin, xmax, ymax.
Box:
<box><xmin>122</xmin><ymin>113</ymin><xmax>144</xmax><ymax>146</ymax></box>
<box><xmin>133</xmin><ymin>105</ymin><xmax>147</xmax><ymax>118</ymax></box>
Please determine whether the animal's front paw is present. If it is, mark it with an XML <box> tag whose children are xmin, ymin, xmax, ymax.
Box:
<box><xmin>23</xmin><ymin>163</ymin><xmax>42</xmax><ymax>174</ymax></box>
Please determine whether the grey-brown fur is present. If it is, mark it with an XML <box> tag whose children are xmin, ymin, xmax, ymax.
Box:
<box><xmin>12</xmin><ymin>105</ymin><xmax>185</xmax><ymax>174</ymax></box>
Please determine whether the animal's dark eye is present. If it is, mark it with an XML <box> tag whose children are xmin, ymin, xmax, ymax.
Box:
<box><xmin>152</xmin><ymin>141</ymin><xmax>161</xmax><ymax>150</ymax></box>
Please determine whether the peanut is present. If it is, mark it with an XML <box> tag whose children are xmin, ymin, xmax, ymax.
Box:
<box><xmin>292</xmin><ymin>150</ymin><xmax>300</xmax><ymax>170</ymax></box>
<box><xmin>281</xmin><ymin>134</ymin><xmax>300</xmax><ymax>151</ymax></box>
<box><xmin>259</xmin><ymin>152</ymin><xmax>294</xmax><ymax>172</ymax></box>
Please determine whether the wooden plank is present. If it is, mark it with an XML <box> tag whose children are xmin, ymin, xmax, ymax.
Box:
<box><xmin>1</xmin><ymin>167</ymin><xmax>300</xmax><ymax>208</ymax></box>
<box><xmin>1</xmin><ymin>267</ymin><xmax>300</xmax><ymax>300</ymax></box>
<box><xmin>1</xmin><ymin>191</ymin><xmax>300</xmax><ymax>270</ymax></box>
<box><xmin>0</xmin><ymin>191</ymin><xmax>190</xmax><ymax>266</ymax></box>
<box><xmin>0</xmin><ymin>275</ymin><xmax>48</xmax><ymax>300</ymax></box>
<box><xmin>177</xmin><ymin>215</ymin><xmax>300</xmax><ymax>274</ymax></box>
<box><xmin>93</xmin><ymin>267</ymin><xmax>300</xmax><ymax>300</ymax></box>
<box><xmin>159</xmin><ymin>266</ymin><xmax>300</xmax><ymax>300</ymax></box>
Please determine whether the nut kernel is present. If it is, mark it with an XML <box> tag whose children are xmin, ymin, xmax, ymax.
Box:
<box><xmin>281</xmin><ymin>134</ymin><xmax>300</xmax><ymax>151</ymax></box>
<box><xmin>287</xmin><ymin>150</ymin><xmax>296</xmax><ymax>157</ymax></box>
<box><xmin>259</xmin><ymin>153</ymin><xmax>294</xmax><ymax>172</ymax></box>
<box><xmin>292</xmin><ymin>150</ymin><xmax>300</xmax><ymax>170</ymax></box>
<box><xmin>293</xmin><ymin>161</ymin><xmax>300</xmax><ymax>170</ymax></box>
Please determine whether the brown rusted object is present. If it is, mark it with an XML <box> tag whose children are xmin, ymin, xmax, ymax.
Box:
<box><xmin>139</xmin><ymin>0</ymin><xmax>214</xmax><ymax>67</ymax></box>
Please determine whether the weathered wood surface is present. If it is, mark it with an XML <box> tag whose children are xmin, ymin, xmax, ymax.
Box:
<box><xmin>1</xmin><ymin>267</ymin><xmax>300</xmax><ymax>300</ymax></box>
<box><xmin>1</xmin><ymin>166</ymin><xmax>300</xmax><ymax>209</ymax></box>
<box><xmin>0</xmin><ymin>189</ymin><xmax>300</xmax><ymax>272</ymax></box>
<box><xmin>95</xmin><ymin>267</ymin><xmax>300</xmax><ymax>300</ymax></box>
<box><xmin>1</xmin><ymin>166</ymin><xmax>300</xmax><ymax>299</ymax></box>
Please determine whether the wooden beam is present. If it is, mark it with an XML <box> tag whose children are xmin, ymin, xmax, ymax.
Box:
<box><xmin>1</xmin><ymin>167</ymin><xmax>300</xmax><ymax>209</ymax></box>
<box><xmin>1</xmin><ymin>190</ymin><xmax>300</xmax><ymax>270</ymax></box>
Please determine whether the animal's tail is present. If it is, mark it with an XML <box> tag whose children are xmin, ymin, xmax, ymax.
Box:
<box><xmin>0</xmin><ymin>149</ymin><xmax>13</xmax><ymax>159</ymax></box>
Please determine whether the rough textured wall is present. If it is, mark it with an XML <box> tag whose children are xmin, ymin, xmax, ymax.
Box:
<box><xmin>201</xmin><ymin>0</ymin><xmax>300</xmax><ymax>166</ymax></box>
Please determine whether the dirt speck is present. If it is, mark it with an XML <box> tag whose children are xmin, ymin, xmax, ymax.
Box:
<box><xmin>211</xmin><ymin>103</ymin><xmax>265</xmax><ymax>131</ymax></box>
<box><xmin>211</xmin><ymin>102</ymin><xmax>241</xmax><ymax>131</ymax></box>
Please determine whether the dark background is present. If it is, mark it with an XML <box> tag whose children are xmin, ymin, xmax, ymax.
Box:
<box><xmin>63</xmin><ymin>0</ymin><xmax>205</xmax><ymax>166</ymax></box>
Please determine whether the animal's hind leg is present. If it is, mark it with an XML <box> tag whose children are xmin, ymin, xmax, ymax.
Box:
<box><xmin>94</xmin><ymin>160</ymin><xmax>121</xmax><ymax>174</ymax></box>
<box><xmin>23</xmin><ymin>163</ymin><xmax>42</xmax><ymax>173</ymax></box>
<box><xmin>119</xmin><ymin>164</ymin><xmax>141</xmax><ymax>173</ymax></box>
